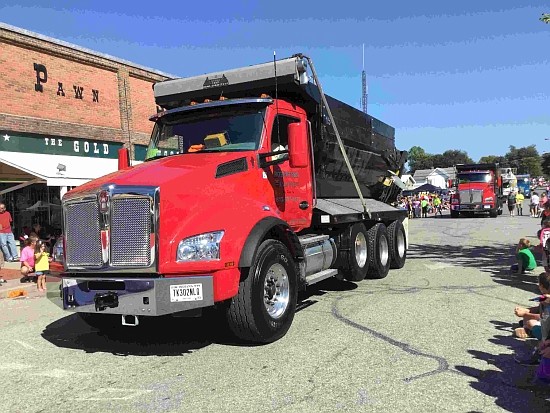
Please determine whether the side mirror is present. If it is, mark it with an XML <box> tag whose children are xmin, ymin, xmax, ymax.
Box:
<box><xmin>118</xmin><ymin>147</ymin><xmax>130</xmax><ymax>170</ymax></box>
<box><xmin>288</xmin><ymin>123</ymin><xmax>308</xmax><ymax>168</ymax></box>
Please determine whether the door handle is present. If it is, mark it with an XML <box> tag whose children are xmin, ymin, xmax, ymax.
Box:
<box><xmin>299</xmin><ymin>201</ymin><xmax>309</xmax><ymax>210</ymax></box>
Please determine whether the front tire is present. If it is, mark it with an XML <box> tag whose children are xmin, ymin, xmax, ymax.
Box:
<box><xmin>366</xmin><ymin>223</ymin><xmax>391</xmax><ymax>279</ymax></box>
<box><xmin>450</xmin><ymin>210</ymin><xmax>459</xmax><ymax>218</ymax></box>
<box><xmin>226</xmin><ymin>239</ymin><xmax>297</xmax><ymax>343</ymax></box>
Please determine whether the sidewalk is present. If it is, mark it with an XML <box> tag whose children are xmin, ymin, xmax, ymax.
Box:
<box><xmin>0</xmin><ymin>260</ymin><xmax>44</xmax><ymax>299</ymax></box>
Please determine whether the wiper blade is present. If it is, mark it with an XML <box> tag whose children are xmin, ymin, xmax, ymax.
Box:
<box><xmin>144</xmin><ymin>153</ymin><xmax>180</xmax><ymax>162</ymax></box>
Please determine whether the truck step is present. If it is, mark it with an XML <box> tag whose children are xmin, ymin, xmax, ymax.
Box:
<box><xmin>305</xmin><ymin>268</ymin><xmax>338</xmax><ymax>286</ymax></box>
<box><xmin>298</xmin><ymin>234</ymin><xmax>329</xmax><ymax>247</ymax></box>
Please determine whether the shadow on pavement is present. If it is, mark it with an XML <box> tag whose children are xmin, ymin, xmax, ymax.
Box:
<box><xmin>455</xmin><ymin>320</ymin><xmax>550</xmax><ymax>412</ymax></box>
<box><xmin>408</xmin><ymin>243</ymin><xmax>541</xmax><ymax>296</ymax></box>
<box><xmin>41</xmin><ymin>311</ymin><xmax>233</xmax><ymax>356</ymax></box>
<box><xmin>41</xmin><ymin>277</ymin><xmax>357</xmax><ymax>356</ymax></box>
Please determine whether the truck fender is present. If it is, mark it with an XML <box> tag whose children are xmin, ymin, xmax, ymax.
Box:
<box><xmin>238</xmin><ymin>216</ymin><xmax>303</xmax><ymax>269</ymax></box>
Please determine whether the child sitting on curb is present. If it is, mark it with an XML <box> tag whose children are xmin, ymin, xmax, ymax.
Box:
<box><xmin>536</xmin><ymin>298</ymin><xmax>550</xmax><ymax>383</ymax></box>
<box><xmin>514</xmin><ymin>273</ymin><xmax>550</xmax><ymax>339</ymax></box>
<box><xmin>539</xmin><ymin>220</ymin><xmax>550</xmax><ymax>272</ymax></box>
<box><xmin>511</xmin><ymin>238</ymin><xmax>537</xmax><ymax>275</ymax></box>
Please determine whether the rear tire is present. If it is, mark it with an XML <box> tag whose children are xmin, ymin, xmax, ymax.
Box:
<box><xmin>387</xmin><ymin>221</ymin><xmax>407</xmax><ymax>269</ymax></box>
<box><xmin>226</xmin><ymin>239</ymin><xmax>297</xmax><ymax>343</ymax></box>
<box><xmin>340</xmin><ymin>223</ymin><xmax>370</xmax><ymax>282</ymax></box>
<box><xmin>450</xmin><ymin>210</ymin><xmax>459</xmax><ymax>218</ymax></box>
<box><xmin>366</xmin><ymin>223</ymin><xmax>391</xmax><ymax>279</ymax></box>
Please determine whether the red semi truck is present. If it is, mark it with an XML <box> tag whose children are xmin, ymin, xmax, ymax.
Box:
<box><xmin>449</xmin><ymin>163</ymin><xmax>503</xmax><ymax>218</ymax></box>
<box><xmin>50</xmin><ymin>54</ymin><xmax>408</xmax><ymax>343</ymax></box>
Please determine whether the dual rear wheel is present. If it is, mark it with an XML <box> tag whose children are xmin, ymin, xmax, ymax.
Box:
<box><xmin>341</xmin><ymin>220</ymin><xmax>406</xmax><ymax>282</ymax></box>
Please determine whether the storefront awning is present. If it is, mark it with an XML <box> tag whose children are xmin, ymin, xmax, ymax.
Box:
<box><xmin>0</xmin><ymin>151</ymin><xmax>119</xmax><ymax>187</ymax></box>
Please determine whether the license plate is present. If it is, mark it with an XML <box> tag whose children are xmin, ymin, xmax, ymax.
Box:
<box><xmin>170</xmin><ymin>283</ymin><xmax>203</xmax><ymax>302</ymax></box>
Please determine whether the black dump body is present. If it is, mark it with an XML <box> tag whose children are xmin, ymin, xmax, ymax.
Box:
<box><xmin>153</xmin><ymin>55</ymin><xmax>407</xmax><ymax>203</ymax></box>
<box><xmin>455</xmin><ymin>163</ymin><xmax>499</xmax><ymax>174</ymax></box>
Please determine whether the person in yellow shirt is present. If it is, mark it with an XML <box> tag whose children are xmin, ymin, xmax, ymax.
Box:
<box><xmin>433</xmin><ymin>194</ymin><xmax>443</xmax><ymax>217</ymax></box>
<box><xmin>34</xmin><ymin>241</ymin><xmax>52</xmax><ymax>293</ymax></box>
<box><xmin>516</xmin><ymin>191</ymin><xmax>525</xmax><ymax>216</ymax></box>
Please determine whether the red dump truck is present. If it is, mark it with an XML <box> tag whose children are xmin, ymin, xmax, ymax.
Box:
<box><xmin>449</xmin><ymin>163</ymin><xmax>503</xmax><ymax>218</ymax></box>
<box><xmin>50</xmin><ymin>54</ymin><xmax>408</xmax><ymax>343</ymax></box>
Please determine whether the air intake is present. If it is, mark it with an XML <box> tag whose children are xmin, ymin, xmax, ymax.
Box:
<box><xmin>215</xmin><ymin>158</ymin><xmax>248</xmax><ymax>178</ymax></box>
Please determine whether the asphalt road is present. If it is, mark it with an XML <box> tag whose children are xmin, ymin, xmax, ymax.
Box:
<box><xmin>1</xmin><ymin>207</ymin><xmax>549</xmax><ymax>413</ymax></box>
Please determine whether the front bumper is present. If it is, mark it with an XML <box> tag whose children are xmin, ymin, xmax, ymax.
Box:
<box><xmin>47</xmin><ymin>275</ymin><xmax>214</xmax><ymax>316</ymax></box>
<box><xmin>451</xmin><ymin>204</ymin><xmax>493</xmax><ymax>212</ymax></box>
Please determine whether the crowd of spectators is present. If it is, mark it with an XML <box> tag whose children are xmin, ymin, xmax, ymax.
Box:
<box><xmin>397</xmin><ymin>193</ymin><xmax>449</xmax><ymax>219</ymax></box>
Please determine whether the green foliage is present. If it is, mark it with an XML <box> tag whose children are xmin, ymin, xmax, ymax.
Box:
<box><xmin>407</xmin><ymin>144</ymin><xmax>543</xmax><ymax>177</ymax></box>
<box><xmin>542</xmin><ymin>153</ymin><xmax>550</xmax><ymax>176</ymax></box>
<box><xmin>478</xmin><ymin>155</ymin><xmax>507</xmax><ymax>165</ymax></box>
<box><xmin>441</xmin><ymin>150</ymin><xmax>473</xmax><ymax>166</ymax></box>
<box><xmin>541</xmin><ymin>13</ymin><xmax>550</xmax><ymax>23</ymax></box>
<box><xmin>505</xmin><ymin>145</ymin><xmax>542</xmax><ymax>176</ymax></box>
<box><xmin>478</xmin><ymin>146</ymin><xmax>542</xmax><ymax>176</ymax></box>
<box><xmin>407</xmin><ymin>146</ymin><xmax>432</xmax><ymax>172</ymax></box>
<box><xmin>407</xmin><ymin>146</ymin><xmax>472</xmax><ymax>173</ymax></box>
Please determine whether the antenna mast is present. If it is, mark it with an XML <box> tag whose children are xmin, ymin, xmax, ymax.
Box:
<box><xmin>361</xmin><ymin>43</ymin><xmax>367</xmax><ymax>114</ymax></box>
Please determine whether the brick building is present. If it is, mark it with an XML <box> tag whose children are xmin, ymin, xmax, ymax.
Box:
<box><xmin>0</xmin><ymin>23</ymin><xmax>173</xmax><ymax>237</ymax></box>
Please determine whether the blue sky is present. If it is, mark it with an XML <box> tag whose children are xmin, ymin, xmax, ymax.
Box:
<box><xmin>1</xmin><ymin>1</ymin><xmax>549</xmax><ymax>162</ymax></box>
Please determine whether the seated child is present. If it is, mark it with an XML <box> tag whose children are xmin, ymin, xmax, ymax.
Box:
<box><xmin>539</xmin><ymin>220</ymin><xmax>550</xmax><ymax>272</ymax></box>
<box><xmin>511</xmin><ymin>238</ymin><xmax>537</xmax><ymax>274</ymax></box>
<box><xmin>514</xmin><ymin>272</ymin><xmax>550</xmax><ymax>339</ymax></box>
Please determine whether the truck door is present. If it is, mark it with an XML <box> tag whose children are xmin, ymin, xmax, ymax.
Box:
<box><xmin>265</xmin><ymin>113</ymin><xmax>313</xmax><ymax>232</ymax></box>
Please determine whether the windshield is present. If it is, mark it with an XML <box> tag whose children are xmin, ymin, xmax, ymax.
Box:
<box><xmin>457</xmin><ymin>172</ymin><xmax>492</xmax><ymax>184</ymax></box>
<box><xmin>146</xmin><ymin>107</ymin><xmax>266</xmax><ymax>160</ymax></box>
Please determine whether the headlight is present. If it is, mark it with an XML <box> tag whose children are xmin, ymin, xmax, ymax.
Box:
<box><xmin>177</xmin><ymin>231</ymin><xmax>224</xmax><ymax>262</ymax></box>
<box><xmin>53</xmin><ymin>238</ymin><xmax>64</xmax><ymax>263</ymax></box>
<box><xmin>484</xmin><ymin>197</ymin><xmax>493</xmax><ymax>202</ymax></box>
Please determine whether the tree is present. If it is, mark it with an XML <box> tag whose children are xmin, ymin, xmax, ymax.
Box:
<box><xmin>407</xmin><ymin>147</ymin><xmax>474</xmax><ymax>173</ymax></box>
<box><xmin>541</xmin><ymin>13</ymin><xmax>550</xmax><ymax>23</ymax></box>
<box><xmin>440</xmin><ymin>150</ymin><xmax>473</xmax><ymax>166</ymax></box>
<box><xmin>478</xmin><ymin>155</ymin><xmax>507</xmax><ymax>165</ymax></box>
<box><xmin>542</xmin><ymin>153</ymin><xmax>550</xmax><ymax>176</ymax></box>
<box><xmin>407</xmin><ymin>146</ymin><xmax>433</xmax><ymax>172</ymax></box>
<box><xmin>505</xmin><ymin>145</ymin><xmax>542</xmax><ymax>176</ymax></box>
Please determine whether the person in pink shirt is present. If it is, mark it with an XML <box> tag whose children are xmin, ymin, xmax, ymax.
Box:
<box><xmin>20</xmin><ymin>235</ymin><xmax>37</xmax><ymax>283</ymax></box>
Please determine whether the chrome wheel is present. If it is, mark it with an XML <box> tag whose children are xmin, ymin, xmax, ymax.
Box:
<box><xmin>263</xmin><ymin>263</ymin><xmax>289</xmax><ymax>319</ymax></box>
<box><xmin>354</xmin><ymin>232</ymin><xmax>368</xmax><ymax>268</ymax></box>
<box><xmin>379</xmin><ymin>235</ymin><xmax>389</xmax><ymax>267</ymax></box>
<box><xmin>397</xmin><ymin>230</ymin><xmax>405</xmax><ymax>258</ymax></box>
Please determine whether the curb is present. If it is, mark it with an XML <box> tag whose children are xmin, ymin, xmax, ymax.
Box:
<box><xmin>0</xmin><ymin>279</ymin><xmax>44</xmax><ymax>299</ymax></box>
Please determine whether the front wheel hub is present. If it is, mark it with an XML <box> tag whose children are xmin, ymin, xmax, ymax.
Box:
<box><xmin>263</xmin><ymin>263</ymin><xmax>289</xmax><ymax>319</ymax></box>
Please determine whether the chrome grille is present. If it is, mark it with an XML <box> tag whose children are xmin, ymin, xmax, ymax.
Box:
<box><xmin>110</xmin><ymin>197</ymin><xmax>151</xmax><ymax>267</ymax></box>
<box><xmin>471</xmin><ymin>190</ymin><xmax>483</xmax><ymax>203</ymax></box>
<box><xmin>65</xmin><ymin>201</ymin><xmax>102</xmax><ymax>267</ymax></box>
<box><xmin>459</xmin><ymin>189</ymin><xmax>483</xmax><ymax>204</ymax></box>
